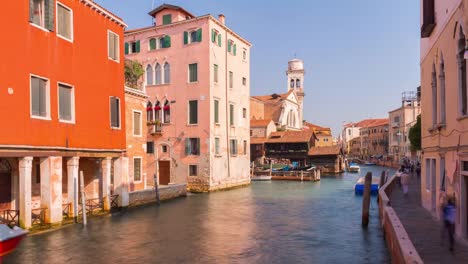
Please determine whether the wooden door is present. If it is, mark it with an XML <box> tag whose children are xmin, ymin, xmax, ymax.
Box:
<box><xmin>159</xmin><ymin>161</ymin><xmax>170</xmax><ymax>185</ymax></box>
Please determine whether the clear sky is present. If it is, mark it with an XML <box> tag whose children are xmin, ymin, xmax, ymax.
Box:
<box><xmin>95</xmin><ymin>0</ymin><xmax>420</xmax><ymax>137</ymax></box>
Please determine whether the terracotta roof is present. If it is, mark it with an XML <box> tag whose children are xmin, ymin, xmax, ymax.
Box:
<box><xmin>347</xmin><ymin>118</ymin><xmax>389</xmax><ymax>128</ymax></box>
<box><xmin>308</xmin><ymin>146</ymin><xmax>342</xmax><ymax>156</ymax></box>
<box><xmin>266</xmin><ymin>130</ymin><xmax>314</xmax><ymax>143</ymax></box>
<box><xmin>252</xmin><ymin>90</ymin><xmax>294</xmax><ymax>104</ymax></box>
<box><xmin>250</xmin><ymin>137</ymin><xmax>266</xmax><ymax>144</ymax></box>
<box><xmin>250</xmin><ymin>119</ymin><xmax>273</xmax><ymax>128</ymax></box>
<box><xmin>304</xmin><ymin>122</ymin><xmax>327</xmax><ymax>130</ymax></box>
<box><xmin>148</xmin><ymin>4</ymin><xmax>195</xmax><ymax>18</ymax></box>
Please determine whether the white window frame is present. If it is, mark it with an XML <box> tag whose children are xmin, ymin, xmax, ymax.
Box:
<box><xmin>109</xmin><ymin>96</ymin><xmax>121</xmax><ymax>129</ymax></box>
<box><xmin>188</xmin><ymin>164</ymin><xmax>198</xmax><ymax>177</ymax></box>
<box><xmin>188</xmin><ymin>30</ymin><xmax>199</xmax><ymax>44</ymax></box>
<box><xmin>132</xmin><ymin>110</ymin><xmax>143</xmax><ymax>137</ymax></box>
<box><xmin>30</xmin><ymin>74</ymin><xmax>51</xmax><ymax>120</ymax></box>
<box><xmin>242</xmin><ymin>49</ymin><xmax>247</xmax><ymax>61</ymax></box>
<box><xmin>230</xmin><ymin>139</ymin><xmax>238</xmax><ymax>156</ymax></box>
<box><xmin>133</xmin><ymin>157</ymin><xmax>143</xmax><ymax>183</ymax></box>
<box><xmin>107</xmin><ymin>30</ymin><xmax>120</xmax><ymax>62</ymax></box>
<box><xmin>30</xmin><ymin>0</ymin><xmax>48</xmax><ymax>32</ymax></box>
<box><xmin>57</xmin><ymin>81</ymin><xmax>75</xmax><ymax>124</ymax></box>
<box><xmin>56</xmin><ymin>2</ymin><xmax>73</xmax><ymax>42</ymax></box>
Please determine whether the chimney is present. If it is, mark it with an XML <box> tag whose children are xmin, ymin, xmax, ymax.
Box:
<box><xmin>218</xmin><ymin>14</ymin><xmax>225</xmax><ymax>24</ymax></box>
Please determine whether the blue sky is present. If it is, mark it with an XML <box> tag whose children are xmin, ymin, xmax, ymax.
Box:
<box><xmin>96</xmin><ymin>0</ymin><xmax>420</xmax><ymax>137</ymax></box>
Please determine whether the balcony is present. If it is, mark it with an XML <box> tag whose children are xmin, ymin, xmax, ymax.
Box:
<box><xmin>147</xmin><ymin>121</ymin><xmax>163</xmax><ymax>135</ymax></box>
<box><xmin>391</xmin><ymin>122</ymin><xmax>399</xmax><ymax>128</ymax></box>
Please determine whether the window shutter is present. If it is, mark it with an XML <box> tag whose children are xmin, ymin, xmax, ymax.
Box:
<box><xmin>233</xmin><ymin>44</ymin><xmax>237</xmax><ymax>56</ymax></box>
<box><xmin>218</xmin><ymin>34</ymin><xmax>222</xmax><ymax>47</ymax></box>
<box><xmin>196</xmin><ymin>138</ymin><xmax>200</xmax><ymax>155</ymax></box>
<box><xmin>214</xmin><ymin>100</ymin><xmax>219</xmax><ymax>123</ymax></box>
<box><xmin>185</xmin><ymin>139</ymin><xmax>191</xmax><ymax>155</ymax></box>
<box><xmin>29</xmin><ymin>0</ymin><xmax>34</xmax><ymax>22</ymax></box>
<box><xmin>194</xmin><ymin>64</ymin><xmax>198</xmax><ymax>82</ymax></box>
<box><xmin>228</xmin><ymin>41</ymin><xmax>232</xmax><ymax>53</ymax></box>
<box><xmin>150</xmin><ymin>38</ymin><xmax>156</xmax><ymax>50</ymax></box>
<box><xmin>164</xmin><ymin>35</ymin><xmax>171</xmax><ymax>48</ymax></box>
<box><xmin>197</xmin><ymin>28</ymin><xmax>202</xmax><ymax>42</ymax></box>
<box><xmin>184</xmin><ymin>31</ymin><xmax>188</xmax><ymax>45</ymax></box>
<box><xmin>45</xmin><ymin>0</ymin><xmax>54</xmax><ymax>31</ymax></box>
<box><xmin>124</xmin><ymin>42</ymin><xmax>129</xmax><ymax>55</ymax></box>
<box><xmin>211</xmin><ymin>29</ymin><xmax>216</xmax><ymax>42</ymax></box>
<box><xmin>135</xmin><ymin>40</ymin><xmax>140</xmax><ymax>53</ymax></box>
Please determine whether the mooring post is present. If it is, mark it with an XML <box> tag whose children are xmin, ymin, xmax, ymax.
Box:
<box><xmin>362</xmin><ymin>172</ymin><xmax>372</xmax><ymax>227</ymax></box>
<box><xmin>301</xmin><ymin>170</ymin><xmax>304</xmax><ymax>182</ymax></box>
<box><xmin>154</xmin><ymin>174</ymin><xmax>160</xmax><ymax>206</ymax></box>
<box><xmin>269</xmin><ymin>163</ymin><xmax>273</xmax><ymax>177</ymax></box>
<box><xmin>379</xmin><ymin>170</ymin><xmax>386</xmax><ymax>189</ymax></box>
<box><xmin>80</xmin><ymin>171</ymin><xmax>87</xmax><ymax>226</ymax></box>
<box><xmin>251</xmin><ymin>162</ymin><xmax>254</xmax><ymax>178</ymax></box>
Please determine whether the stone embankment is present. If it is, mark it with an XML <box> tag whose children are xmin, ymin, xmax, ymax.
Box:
<box><xmin>129</xmin><ymin>184</ymin><xmax>187</xmax><ymax>206</ymax></box>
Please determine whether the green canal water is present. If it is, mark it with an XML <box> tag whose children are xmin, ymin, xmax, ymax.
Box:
<box><xmin>4</xmin><ymin>165</ymin><xmax>395</xmax><ymax>264</ymax></box>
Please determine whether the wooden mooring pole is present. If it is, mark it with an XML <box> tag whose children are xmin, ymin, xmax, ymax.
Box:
<box><xmin>154</xmin><ymin>174</ymin><xmax>161</xmax><ymax>206</ymax></box>
<box><xmin>269</xmin><ymin>163</ymin><xmax>273</xmax><ymax>177</ymax></box>
<box><xmin>362</xmin><ymin>172</ymin><xmax>372</xmax><ymax>227</ymax></box>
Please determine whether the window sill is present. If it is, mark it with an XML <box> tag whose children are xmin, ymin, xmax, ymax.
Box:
<box><xmin>230</xmin><ymin>155</ymin><xmax>238</xmax><ymax>157</ymax></box>
<box><xmin>133</xmin><ymin>134</ymin><xmax>143</xmax><ymax>138</ymax></box>
<box><xmin>187</xmin><ymin>124</ymin><xmax>198</xmax><ymax>126</ymax></box>
<box><xmin>215</xmin><ymin>154</ymin><xmax>222</xmax><ymax>158</ymax></box>
<box><xmin>188</xmin><ymin>81</ymin><xmax>199</xmax><ymax>84</ymax></box>
<box><xmin>111</xmin><ymin>126</ymin><xmax>121</xmax><ymax>130</ymax></box>
<box><xmin>215</xmin><ymin>123</ymin><xmax>221</xmax><ymax>127</ymax></box>
<box><xmin>133</xmin><ymin>180</ymin><xmax>143</xmax><ymax>184</ymax></box>
<box><xmin>59</xmin><ymin>119</ymin><xmax>75</xmax><ymax>124</ymax></box>
<box><xmin>457</xmin><ymin>115</ymin><xmax>468</xmax><ymax>121</ymax></box>
<box><xmin>108</xmin><ymin>57</ymin><xmax>120</xmax><ymax>63</ymax></box>
<box><xmin>162</xmin><ymin>122</ymin><xmax>171</xmax><ymax>126</ymax></box>
<box><xmin>57</xmin><ymin>34</ymin><xmax>73</xmax><ymax>43</ymax></box>
<box><xmin>30</xmin><ymin>23</ymin><xmax>50</xmax><ymax>33</ymax></box>
<box><xmin>31</xmin><ymin>115</ymin><xmax>51</xmax><ymax>121</ymax></box>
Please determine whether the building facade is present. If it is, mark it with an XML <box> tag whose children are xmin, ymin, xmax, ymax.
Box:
<box><xmin>124</xmin><ymin>4</ymin><xmax>251</xmax><ymax>192</ymax></box>
<box><xmin>0</xmin><ymin>0</ymin><xmax>128</xmax><ymax>228</ymax></box>
<box><xmin>420</xmin><ymin>0</ymin><xmax>468</xmax><ymax>241</ymax></box>
<box><xmin>359</xmin><ymin>120</ymin><xmax>389</xmax><ymax>160</ymax></box>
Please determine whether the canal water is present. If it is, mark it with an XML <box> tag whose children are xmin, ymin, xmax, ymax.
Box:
<box><xmin>4</xmin><ymin>165</ymin><xmax>395</xmax><ymax>264</ymax></box>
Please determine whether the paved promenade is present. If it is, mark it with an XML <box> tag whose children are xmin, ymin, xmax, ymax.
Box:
<box><xmin>390</xmin><ymin>174</ymin><xmax>468</xmax><ymax>263</ymax></box>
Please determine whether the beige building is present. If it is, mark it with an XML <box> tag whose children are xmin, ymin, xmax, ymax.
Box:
<box><xmin>359</xmin><ymin>119</ymin><xmax>389</xmax><ymax>160</ymax></box>
<box><xmin>420</xmin><ymin>0</ymin><xmax>468</xmax><ymax>241</ymax></box>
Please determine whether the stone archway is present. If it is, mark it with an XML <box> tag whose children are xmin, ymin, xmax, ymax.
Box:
<box><xmin>0</xmin><ymin>159</ymin><xmax>12</xmax><ymax>210</ymax></box>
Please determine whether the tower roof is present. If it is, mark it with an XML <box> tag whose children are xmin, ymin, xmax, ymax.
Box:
<box><xmin>288</xmin><ymin>58</ymin><xmax>304</xmax><ymax>72</ymax></box>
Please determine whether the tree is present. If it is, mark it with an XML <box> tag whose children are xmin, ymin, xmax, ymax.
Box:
<box><xmin>409</xmin><ymin>115</ymin><xmax>421</xmax><ymax>151</ymax></box>
<box><xmin>124</xmin><ymin>59</ymin><xmax>144</xmax><ymax>89</ymax></box>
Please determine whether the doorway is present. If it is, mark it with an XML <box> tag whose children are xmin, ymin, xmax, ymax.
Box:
<box><xmin>0</xmin><ymin>159</ymin><xmax>12</xmax><ymax>210</ymax></box>
<box><xmin>158</xmin><ymin>161</ymin><xmax>170</xmax><ymax>185</ymax></box>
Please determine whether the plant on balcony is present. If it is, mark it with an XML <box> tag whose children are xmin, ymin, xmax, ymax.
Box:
<box><xmin>147</xmin><ymin>119</ymin><xmax>161</xmax><ymax>126</ymax></box>
<box><xmin>125</xmin><ymin>59</ymin><xmax>144</xmax><ymax>89</ymax></box>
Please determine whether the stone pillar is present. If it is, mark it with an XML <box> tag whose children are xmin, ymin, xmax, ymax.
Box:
<box><xmin>40</xmin><ymin>157</ymin><xmax>63</xmax><ymax>224</ymax></box>
<box><xmin>11</xmin><ymin>167</ymin><xmax>19</xmax><ymax>210</ymax></box>
<box><xmin>101</xmin><ymin>158</ymin><xmax>112</xmax><ymax>210</ymax></box>
<box><xmin>113</xmin><ymin>157</ymin><xmax>129</xmax><ymax>207</ymax></box>
<box><xmin>19</xmin><ymin>157</ymin><xmax>33</xmax><ymax>229</ymax></box>
<box><xmin>67</xmin><ymin>157</ymin><xmax>79</xmax><ymax>218</ymax></box>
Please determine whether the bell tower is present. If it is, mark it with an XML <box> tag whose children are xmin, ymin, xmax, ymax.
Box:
<box><xmin>286</xmin><ymin>59</ymin><xmax>305</xmax><ymax>127</ymax></box>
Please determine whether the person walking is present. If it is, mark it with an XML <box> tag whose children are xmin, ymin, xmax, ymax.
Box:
<box><xmin>400</xmin><ymin>167</ymin><xmax>410</xmax><ymax>195</ymax></box>
<box><xmin>443</xmin><ymin>197</ymin><xmax>456</xmax><ymax>252</ymax></box>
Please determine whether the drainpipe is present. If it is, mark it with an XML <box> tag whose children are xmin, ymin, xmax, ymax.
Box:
<box><xmin>225</xmin><ymin>28</ymin><xmax>231</xmax><ymax>179</ymax></box>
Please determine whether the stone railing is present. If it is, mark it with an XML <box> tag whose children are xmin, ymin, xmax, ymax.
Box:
<box><xmin>129</xmin><ymin>184</ymin><xmax>187</xmax><ymax>207</ymax></box>
<box><xmin>378</xmin><ymin>176</ymin><xmax>423</xmax><ymax>264</ymax></box>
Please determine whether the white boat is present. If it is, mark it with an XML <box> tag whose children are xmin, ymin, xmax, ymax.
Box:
<box><xmin>348</xmin><ymin>163</ymin><xmax>360</xmax><ymax>173</ymax></box>
<box><xmin>0</xmin><ymin>224</ymin><xmax>28</xmax><ymax>256</ymax></box>
<box><xmin>251</xmin><ymin>175</ymin><xmax>272</xmax><ymax>181</ymax></box>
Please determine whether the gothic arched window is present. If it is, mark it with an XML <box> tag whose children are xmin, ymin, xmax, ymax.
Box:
<box><xmin>155</xmin><ymin>63</ymin><xmax>162</xmax><ymax>85</ymax></box>
<box><xmin>290</xmin><ymin>79</ymin><xmax>295</xmax><ymax>89</ymax></box>
<box><xmin>146</xmin><ymin>65</ymin><xmax>154</xmax><ymax>85</ymax></box>
<box><xmin>296</xmin><ymin>79</ymin><xmax>301</xmax><ymax>88</ymax></box>
<box><xmin>458</xmin><ymin>26</ymin><xmax>467</xmax><ymax>116</ymax></box>
<box><xmin>146</xmin><ymin>102</ymin><xmax>154</xmax><ymax>122</ymax></box>
<box><xmin>164</xmin><ymin>62</ymin><xmax>170</xmax><ymax>84</ymax></box>
<box><xmin>439</xmin><ymin>54</ymin><xmax>446</xmax><ymax>124</ymax></box>
<box><xmin>163</xmin><ymin>100</ymin><xmax>171</xmax><ymax>124</ymax></box>
<box><xmin>431</xmin><ymin>63</ymin><xmax>437</xmax><ymax>127</ymax></box>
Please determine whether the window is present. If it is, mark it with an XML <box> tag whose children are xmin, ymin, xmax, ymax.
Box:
<box><xmin>133</xmin><ymin>111</ymin><xmax>142</xmax><ymax>136</ymax></box>
<box><xmin>439</xmin><ymin>55</ymin><xmax>446</xmax><ymax>124</ymax></box>
<box><xmin>57</xmin><ymin>3</ymin><xmax>72</xmax><ymax>41</ymax></box>
<box><xmin>184</xmin><ymin>29</ymin><xmax>202</xmax><ymax>44</ymax></box>
<box><xmin>189</xmin><ymin>63</ymin><xmax>198</xmax><ymax>82</ymax></box>
<box><xmin>214</xmin><ymin>64</ymin><xmax>218</xmax><ymax>83</ymax></box>
<box><xmin>164</xmin><ymin>62</ymin><xmax>170</xmax><ymax>84</ymax></box>
<box><xmin>227</xmin><ymin>40</ymin><xmax>237</xmax><ymax>55</ymax></box>
<box><xmin>110</xmin><ymin>97</ymin><xmax>120</xmax><ymax>128</ymax></box>
<box><xmin>243</xmin><ymin>49</ymin><xmax>247</xmax><ymax>60</ymax></box>
<box><xmin>31</xmin><ymin>76</ymin><xmax>49</xmax><ymax>118</ymax></box>
<box><xmin>230</xmin><ymin>139</ymin><xmax>238</xmax><ymax>156</ymax></box>
<box><xmin>458</xmin><ymin>27</ymin><xmax>467</xmax><ymax>116</ymax></box>
<box><xmin>242</xmin><ymin>77</ymin><xmax>247</xmax><ymax>86</ymax></box>
<box><xmin>250</xmin><ymin>130</ymin><xmax>253</xmax><ymax>136</ymax></box>
<box><xmin>243</xmin><ymin>140</ymin><xmax>247</xmax><ymax>155</ymax></box>
<box><xmin>154</xmin><ymin>101</ymin><xmax>161</xmax><ymax>122</ymax></box>
<box><xmin>162</xmin><ymin>14</ymin><xmax>172</xmax><ymax>25</ymax></box>
<box><xmin>440</xmin><ymin>157</ymin><xmax>446</xmax><ymax>191</ymax></box>
<box><xmin>147</xmin><ymin>102</ymin><xmax>154</xmax><ymax>121</ymax></box>
<box><xmin>290</xmin><ymin>79</ymin><xmax>295</xmax><ymax>88</ymax></box>
<box><xmin>296</xmin><ymin>79</ymin><xmax>301</xmax><ymax>88</ymax></box>
<box><xmin>35</xmin><ymin>163</ymin><xmax>41</xmax><ymax>184</ymax></box>
<box><xmin>108</xmin><ymin>31</ymin><xmax>119</xmax><ymax>61</ymax></box>
<box><xmin>133</xmin><ymin>158</ymin><xmax>142</xmax><ymax>182</ymax></box>
<box><xmin>215</xmin><ymin>138</ymin><xmax>220</xmax><ymax>155</ymax></box>
<box><xmin>425</xmin><ymin>159</ymin><xmax>436</xmax><ymax>191</ymax></box>
<box><xmin>421</xmin><ymin>0</ymin><xmax>435</xmax><ymax>38</ymax></box>
<box><xmin>146</xmin><ymin>65</ymin><xmax>154</xmax><ymax>85</ymax></box>
<box><xmin>30</xmin><ymin>0</ymin><xmax>54</xmax><ymax>30</ymax></box>
<box><xmin>243</xmin><ymin>108</ymin><xmax>247</xmax><ymax>118</ymax></box>
<box><xmin>189</xmin><ymin>100</ymin><xmax>198</xmax><ymax>124</ymax></box>
<box><xmin>229</xmin><ymin>71</ymin><xmax>233</xmax><ymax>88</ymax></box>
<box><xmin>58</xmin><ymin>83</ymin><xmax>74</xmax><ymax>122</ymax></box>
<box><xmin>130</xmin><ymin>41</ymin><xmax>139</xmax><ymax>54</ymax></box>
<box><xmin>348</xmin><ymin>129</ymin><xmax>351</xmax><ymax>136</ymax></box>
<box><xmin>214</xmin><ymin>99</ymin><xmax>219</xmax><ymax>123</ymax></box>
<box><xmin>185</xmin><ymin>138</ymin><xmax>200</xmax><ymax>155</ymax></box>
<box><xmin>189</xmin><ymin>165</ymin><xmax>198</xmax><ymax>176</ymax></box>
<box><xmin>431</xmin><ymin>64</ymin><xmax>438</xmax><ymax>127</ymax></box>
<box><xmin>149</xmin><ymin>38</ymin><xmax>157</xmax><ymax>50</ymax></box>
<box><xmin>163</xmin><ymin>100</ymin><xmax>170</xmax><ymax>124</ymax></box>
<box><xmin>229</xmin><ymin>104</ymin><xmax>235</xmax><ymax>126</ymax></box>
<box><xmin>162</xmin><ymin>145</ymin><xmax>168</xmax><ymax>153</ymax></box>
<box><xmin>147</xmin><ymin>142</ymin><xmax>154</xmax><ymax>154</ymax></box>
<box><xmin>211</xmin><ymin>29</ymin><xmax>222</xmax><ymax>46</ymax></box>
<box><xmin>155</xmin><ymin>64</ymin><xmax>162</xmax><ymax>85</ymax></box>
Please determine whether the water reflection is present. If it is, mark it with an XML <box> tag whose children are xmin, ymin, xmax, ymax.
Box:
<box><xmin>4</xmin><ymin>166</ymin><xmax>393</xmax><ymax>264</ymax></box>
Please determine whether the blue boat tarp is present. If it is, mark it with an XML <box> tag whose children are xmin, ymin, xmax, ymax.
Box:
<box><xmin>354</xmin><ymin>177</ymin><xmax>380</xmax><ymax>195</ymax></box>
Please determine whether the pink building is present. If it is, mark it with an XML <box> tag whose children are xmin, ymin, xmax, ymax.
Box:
<box><xmin>124</xmin><ymin>4</ymin><xmax>252</xmax><ymax>192</ymax></box>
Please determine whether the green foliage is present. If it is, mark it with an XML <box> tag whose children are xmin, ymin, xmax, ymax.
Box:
<box><xmin>125</xmin><ymin>60</ymin><xmax>144</xmax><ymax>89</ymax></box>
<box><xmin>409</xmin><ymin>115</ymin><xmax>421</xmax><ymax>151</ymax></box>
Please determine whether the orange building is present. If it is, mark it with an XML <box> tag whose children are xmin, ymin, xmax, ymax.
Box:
<box><xmin>0</xmin><ymin>0</ymin><xmax>127</xmax><ymax>228</ymax></box>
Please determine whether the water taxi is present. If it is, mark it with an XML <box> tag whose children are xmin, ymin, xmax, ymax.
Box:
<box><xmin>0</xmin><ymin>224</ymin><xmax>27</xmax><ymax>257</ymax></box>
<box><xmin>348</xmin><ymin>163</ymin><xmax>360</xmax><ymax>173</ymax></box>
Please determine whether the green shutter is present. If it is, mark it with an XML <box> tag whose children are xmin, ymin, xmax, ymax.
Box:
<box><xmin>194</xmin><ymin>64</ymin><xmax>198</xmax><ymax>82</ymax></box>
<box><xmin>218</xmin><ymin>34</ymin><xmax>222</xmax><ymax>47</ymax></box>
<box><xmin>197</xmin><ymin>28</ymin><xmax>202</xmax><ymax>42</ymax></box>
<box><xmin>149</xmin><ymin>38</ymin><xmax>156</xmax><ymax>50</ymax></box>
<box><xmin>196</xmin><ymin>138</ymin><xmax>200</xmax><ymax>155</ymax></box>
<box><xmin>211</xmin><ymin>29</ymin><xmax>216</xmax><ymax>42</ymax></box>
<box><xmin>29</xmin><ymin>0</ymin><xmax>34</xmax><ymax>22</ymax></box>
<box><xmin>228</xmin><ymin>41</ymin><xmax>232</xmax><ymax>53</ymax></box>
<box><xmin>124</xmin><ymin>42</ymin><xmax>129</xmax><ymax>55</ymax></box>
<box><xmin>184</xmin><ymin>31</ymin><xmax>188</xmax><ymax>45</ymax></box>
<box><xmin>233</xmin><ymin>44</ymin><xmax>237</xmax><ymax>56</ymax></box>
<box><xmin>136</xmin><ymin>40</ymin><xmax>140</xmax><ymax>53</ymax></box>
<box><xmin>45</xmin><ymin>0</ymin><xmax>54</xmax><ymax>31</ymax></box>
<box><xmin>164</xmin><ymin>35</ymin><xmax>171</xmax><ymax>48</ymax></box>
<box><xmin>214</xmin><ymin>100</ymin><xmax>219</xmax><ymax>123</ymax></box>
<box><xmin>185</xmin><ymin>139</ymin><xmax>190</xmax><ymax>155</ymax></box>
<box><xmin>163</xmin><ymin>14</ymin><xmax>172</xmax><ymax>25</ymax></box>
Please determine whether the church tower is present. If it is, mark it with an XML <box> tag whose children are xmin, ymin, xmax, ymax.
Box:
<box><xmin>286</xmin><ymin>59</ymin><xmax>305</xmax><ymax>127</ymax></box>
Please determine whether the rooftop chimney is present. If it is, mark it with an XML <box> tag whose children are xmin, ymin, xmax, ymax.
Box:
<box><xmin>218</xmin><ymin>14</ymin><xmax>225</xmax><ymax>24</ymax></box>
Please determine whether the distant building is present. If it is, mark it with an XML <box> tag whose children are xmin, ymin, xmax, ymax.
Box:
<box><xmin>124</xmin><ymin>4</ymin><xmax>252</xmax><ymax>192</ymax></box>
<box><xmin>342</xmin><ymin>119</ymin><xmax>388</xmax><ymax>158</ymax></box>
<box><xmin>304</xmin><ymin>122</ymin><xmax>334</xmax><ymax>147</ymax></box>
<box><xmin>359</xmin><ymin>119</ymin><xmax>389</xmax><ymax>160</ymax></box>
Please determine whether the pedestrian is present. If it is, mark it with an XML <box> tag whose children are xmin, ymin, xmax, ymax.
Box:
<box><xmin>443</xmin><ymin>197</ymin><xmax>456</xmax><ymax>252</ymax></box>
<box><xmin>416</xmin><ymin>162</ymin><xmax>421</xmax><ymax>178</ymax></box>
<box><xmin>400</xmin><ymin>167</ymin><xmax>410</xmax><ymax>195</ymax></box>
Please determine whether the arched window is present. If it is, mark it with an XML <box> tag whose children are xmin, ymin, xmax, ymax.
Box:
<box><xmin>146</xmin><ymin>65</ymin><xmax>154</xmax><ymax>85</ymax></box>
<box><xmin>163</xmin><ymin>100</ymin><xmax>171</xmax><ymax>124</ymax></box>
<box><xmin>439</xmin><ymin>54</ymin><xmax>446</xmax><ymax>124</ymax></box>
<box><xmin>154</xmin><ymin>101</ymin><xmax>161</xmax><ymax>122</ymax></box>
<box><xmin>146</xmin><ymin>102</ymin><xmax>154</xmax><ymax>122</ymax></box>
<box><xmin>159</xmin><ymin>38</ymin><xmax>165</xmax><ymax>49</ymax></box>
<box><xmin>296</xmin><ymin>79</ymin><xmax>301</xmax><ymax>88</ymax></box>
<box><xmin>431</xmin><ymin>63</ymin><xmax>437</xmax><ymax>127</ymax></box>
<box><xmin>286</xmin><ymin>110</ymin><xmax>290</xmax><ymax>127</ymax></box>
<box><xmin>149</xmin><ymin>38</ymin><xmax>157</xmax><ymax>50</ymax></box>
<box><xmin>458</xmin><ymin>26</ymin><xmax>467</xmax><ymax>116</ymax></box>
<box><xmin>155</xmin><ymin>63</ymin><xmax>162</xmax><ymax>85</ymax></box>
<box><xmin>290</xmin><ymin>79</ymin><xmax>295</xmax><ymax>88</ymax></box>
<box><xmin>293</xmin><ymin>112</ymin><xmax>296</xmax><ymax>127</ymax></box>
<box><xmin>164</xmin><ymin>62</ymin><xmax>170</xmax><ymax>84</ymax></box>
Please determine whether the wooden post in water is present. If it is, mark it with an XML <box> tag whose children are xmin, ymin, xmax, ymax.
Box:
<box><xmin>269</xmin><ymin>163</ymin><xmax>273</xmax><ymax>177</ymax></box>
<box><xmin>362</xmin><ymin>172</ymin><xmax>372</xmax><ymax>227</ymax></box>
<box><xmin>154</xmin><ymin>174</ymin><xmax>160</xmax><ymax>206</ymax></box>
<box><xmin>379</xmin><ymin>170</ymin><xmax>386</xmax><ymax>189</ymax></box>
<box><xmin>301</xmin><ymin>170</ymin><xmax>304</xmax><ymax>182</ymax></box>
<box><xmin>80</xmin><ymin>171</ymin><xmax>87</xmax><ymax>226</ymax></box>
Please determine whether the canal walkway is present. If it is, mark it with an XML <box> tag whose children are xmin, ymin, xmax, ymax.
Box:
<box><xmin>390</xmin><ymin>174</ymin><xmax>468</xmax><ymax>263</ymax></box>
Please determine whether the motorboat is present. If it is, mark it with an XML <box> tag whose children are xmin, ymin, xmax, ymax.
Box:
<box><xmin>354</xmin><ymin>176</ymin><xmax>380</xmax><ymax>195</ymax></box>
<box><xmin>0</xmin><ymin>224</ymin><xmax>27</xmax><ymax>257</ymax></box>
<box><xmin>348</xmin><ymin>163</ymin><xmax>360</xmax><ymax>173</ymax></box>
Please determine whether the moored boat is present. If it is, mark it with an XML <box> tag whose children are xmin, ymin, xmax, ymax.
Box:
<box><xmin>348</xmin><ymin>163</ymin><xmax>360</xmax><ymax>173</ymax></box>
<box><xmin>0</xmin><ymin>224</ymin><xmax>27</xmax><ymax>257</ymax></box>
<box><xmin>354</xmin><ymin>176</ymin><xmax>380</xmax><ymax>195</ymax></box>
<box><xmin>251</xmin><ymin>175</ymin><xmax>272</xmax><ymax>181</ymax></box>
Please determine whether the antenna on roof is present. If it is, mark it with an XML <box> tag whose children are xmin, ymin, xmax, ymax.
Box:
<box><xmin>152</xmin><ymin>0</ymin><xmax>155</xmax><ymax>9</ymax></box>
<box><xmin>294</xmin><ymin>52</ymin><xmax>297</xmax><ymax>58</ymax></box>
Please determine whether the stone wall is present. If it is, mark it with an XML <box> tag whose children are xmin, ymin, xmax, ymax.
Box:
<box><xmin>128</xmin><ymin>184</ymin><xmax>187</xmax><ymax>206</ymax></box>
